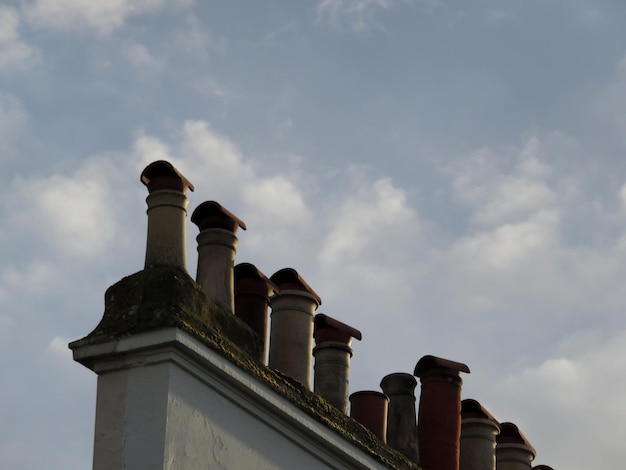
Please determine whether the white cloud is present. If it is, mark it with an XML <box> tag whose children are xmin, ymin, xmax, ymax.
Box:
<box><xmin>8</xmin><ymin>156</ymin><xmax>132</xmax><ymax>259</ymax></box>
<box><xmin>0</xmin><ymin>6</ymin><xmax>38</xmax><ymax>71</ymax></box>
<box><xmin>24</xmin><ymin>0</ymin><xmax>194</xmax><ymax>35</ymax></box>
<box><xmin>487</xmin><ymin>330</ymin><xmax>626</xmax><ymax>468</ymax></box>
<box><xmin>452</xmin><ymin>144</ymin><xmax>557</xmax><ymax>228</ymax></box>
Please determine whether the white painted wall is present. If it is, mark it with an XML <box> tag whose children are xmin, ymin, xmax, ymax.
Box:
<box><xmin>73</xmin><ymin>328</ymin><xmax>393</xmax><ymax>470</ymax></box>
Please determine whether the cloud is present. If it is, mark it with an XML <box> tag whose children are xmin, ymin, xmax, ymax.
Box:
<box><xmin>174</xmin><ymin>15</ymin><xmax>226</xmax><ymax>61</ymax></box>
<box><xmin>0</xmin><ymin>6</ymin><xmax>38</xmax><ymax>71</ymax></box>
<box><xmin>122</xmin><ymin>42</ymin><xmax>163</xmax><ymax>74</ymax></box>
<box><xmin>5</xmin><ymin>155</ymin><xmax>135</xmax><ymax>260</ymax></box>
<box><xmin>316</xmin><ymin>0</ymin><xmax>391</xmax><ymax>32</ymax></box>
<box><xmin>24</xmin><ymin>0</ymin><xmax>194</xmax><ymax>35</ymax></box>
<box><xmin>486</xmin><ymin>329</ymin><xmax>626</xmax><ymax>468</ymax></box>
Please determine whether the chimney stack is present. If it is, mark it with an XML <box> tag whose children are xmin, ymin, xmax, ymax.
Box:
<box><xmin>233</xmin><ymin>263</ymin><xmax>279</xmax><ymax>362</ymax></box>
<box><xmin>140</xmin><ymin>161</ymin><xmax>194</xmax><ymax>270</ymax></box>
<box><xmin>496</xmin><ymin>422</ymin><xmax>536</xmax><ymax>470</ymax></box>
<box><xmin>460</xmin><ymin>399</ymin><xmax>500</xmax><ymax>470</ymax></box>
<box><xmin>349</xmin><ymin>391</ymin><xmax>389</xmax><ymax>443</ymax></box>
<box><xmin>414</xmin><ymin>355</ymin><xmax>470</xmax><ymax>470</ymax></box>
<box><xmin>313</xmin><ymin>314</ymin><xmax>361</xmax><ymax>414</ymax></box>
<box><xmin>191</xmin><ymin>201</ymin><xmax>246</xmax><ymax>313</ymax></box>
<box><xmin>379</xmin><ymin>373</ymin><xmax>419</xmax><ymax>464</ymax></box>
<box><xmin>268</xmin><ymin>268</ymin><xmax>321</xmax><ymax>388</ymax></box>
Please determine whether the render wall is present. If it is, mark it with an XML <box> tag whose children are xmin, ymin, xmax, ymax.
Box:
<box><xmin>78</xmin><ymin>328</ymin><xmax>391</xmax><ymax>470</ymax></box>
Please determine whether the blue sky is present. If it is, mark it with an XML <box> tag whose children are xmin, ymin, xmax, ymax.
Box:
<box><xmin>2</xmin><ymin>1</ymin><xmax>626</xmax><ymax>468</ymax></box>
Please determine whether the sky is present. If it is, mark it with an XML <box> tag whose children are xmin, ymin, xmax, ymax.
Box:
<box><xmin>1</xmin><ymin>0</ymin><xmax>626</xmax><ymax>468</ymax></box>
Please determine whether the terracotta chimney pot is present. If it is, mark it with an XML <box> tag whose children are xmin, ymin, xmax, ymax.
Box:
<box><xmin>496</xmin><ymin>422</ymin><xmax>536</xmax><ymax>470</ymax></box>
<box><xmin>191</xmin><ymin>201</ymin><xmax>246</xmax><ymax>313</ymax></box>
<box><xmin>380</xmin><ymin>373</ymin><xmax>419</xmax><ymax>464</ymax></box>
<box><xmin>414</xmin><ymin>355</ymin><xmax>470</xmax><ymax>470</ymax></box>
<box><xmin>234</xmin><ymin>263</ymin><xmax>279</xmax><ymax>362</ymax></box>
<box><xmin>268</xmin><ymin>268</ymin><xmax>320</xmax><ymax>389</ymax></box>
<box><xmin>313</xmin><ymin>314</ymin><xmax>361</xmax><ymax>413</ymax></box>
<box><xmin>140</xmin><ymin>161</ymin><xmax>194</xmax><ymax>270</ymax></box>
<box><xmin>349</xmin><ymin>391</ymin><xmax>389</xmax><ymax>443</ymax></box>
<box><xmin>460</xmin><ymin>399</ymin><xmax>500</xmax><ymax>470</ymax></box>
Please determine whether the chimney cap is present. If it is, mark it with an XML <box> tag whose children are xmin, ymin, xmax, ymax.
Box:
<box><xmin>413</xmin><ymin>354</ymin><xmax>470</xmax><ymax>377</ymax></box>
<box><xmin>461</xmin><ymin>399</ymin><xmax>499</xmax><ymax>425</ymax></box>
<box><xmin>379</xmin><ymin>372</ymin><xmax>417</xmax><ymax>395</ymax></box>
<box><xmin>140</xmin><ymin>160</ymin><xmax>194</xmax><ymax>194</ymax></box>
<box><xmin>314</xmin><ymin>313</ymin><xmax>362</xmax><ymax>343</ymax></box>
<box><xmin>497</xmin><ymin>422</ymin><xmax>536</xmax><ymax>454</ymax></box>
<box><xmin>191</xmin><ymin>201</ymin><xmax>247</xmax><ymax>232</ymax></box>
<box><xmin>234</xmin><ymin>263</ymin><xmax>280</xmax><ymax>295</ymax></box>
<box><xmin>270</xmin><ymin>268</ymin><xmax>322</xmax><ymax>305</ymax></box>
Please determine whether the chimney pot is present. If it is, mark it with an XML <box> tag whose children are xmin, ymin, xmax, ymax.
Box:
<box><xmin>140</xmin><ymin>160</ymin><xmax>192</xmax><ymax>270</ymax></box>
<box><xmin>268</xmin><ymin>268</ymin><xmax>320</xmax><ymax>388</ymax></box>
<box><xmin>191</xmin><ymin>201</ymin><xmax>245</xmax><ymax>313</ymax></box>
<box><xmin>496</xmin><ymin>422</ymin><xmax>536</xmax><ymax>470</ymax></box>
<box><xmin>313</xmin><ymin>314</ymin><xmax>361</xmax><ymax>413</ymax></box>
<box><xmin>460</xmin><ymin>399</ymin><xmax>500</xmax><ymax>470</ymax></box>
<box><xmin>234</xmin><ymin>263</ymin><xmax>279</xmax><ymax>362</ymax></box>
<box><xmin>380</xmin><ymin>373</ymin><xmax>419</xmax><ymax>464</ymax></box>
<box><xmin>349</xmin><ymin>391</ymin><xmax>389</xmax><ymax>443</ymax></box>
<box><xmin>414</xmin><ymin>355</ymin><xmax>470</xmax><ymax>470</ymax></box>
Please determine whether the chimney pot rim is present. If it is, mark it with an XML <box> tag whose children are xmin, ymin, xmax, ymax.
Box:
<box><xmin>270</xmin><ymin>268</ymin><xmax>321</xmax><ymax>305</ymax></box>
<box><xmin>497</xmin><ymin>422</ymin><xmax>536</xmax><ymax>454</ymax></box>
<box><xmin>235</xmin><ymin>263</ymin><xmax>280</xmax><ymax>294</ymax></box>
<box><xmin>349</xmin><ymin>390</ymin><xmax>389</xmax><ymax>401</ymax></box>
<box><xmin>191</xmin><ymin>201</ymin><xmax>247</xmax><ymax>231</ymax></box>
<box><xmin>314</xmin><ymin>314</ymin><xmax>362</xmax><ymax>341</ymax></box>
<box><xmin>140</xmin><ymin>160</ymin><xmax>194</xmax><ymax>193</ymax></box>
<box><xmin>413</xmin><ymin>354</ymin><xmax>470</xmax><ymax>377</ymax></box>
<box><xmin>461</xmin><ymin>398</ymin><xmax>499</xmax><ymax>424</ymax></box>
<box><xmin>380</xmin><ymin>372</ymin><xmax>418</xmax><ymax>394</ymax></box>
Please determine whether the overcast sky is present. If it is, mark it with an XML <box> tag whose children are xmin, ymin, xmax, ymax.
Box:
<box><xmin>2</xmin><ymin>1</ymin><xmax>626</xmax><ymax>468</ymax></box>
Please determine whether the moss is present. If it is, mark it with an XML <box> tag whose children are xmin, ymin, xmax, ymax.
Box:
<box><xmin>79</xmin><ymin>265</ymin><xmax>261</xmax><ymax>361</ymax></box>
<box><xmin>75</xmin><ymin>266</ymin><xmax>419</xmax><ymax>469</ymax></box>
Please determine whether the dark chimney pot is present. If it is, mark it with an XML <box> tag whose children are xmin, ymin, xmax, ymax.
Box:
<box><xmin>349</xmin><ymin>391</ymin><xmax>389</xmax><ymax>443</ymax></box>
<box><xmin>414</xmin><ymin>355</ymin><xmax>470</xmax><ymax>470</ymax></box>
<box><xmin>234</xmin><ymin>263</ymin><xmax>279</xmax><ymax>362</ymax></box>
<box><xmin>380</xmin><ymin>373</ymin><xmax>419</xmax><ymax>464</ymax></box>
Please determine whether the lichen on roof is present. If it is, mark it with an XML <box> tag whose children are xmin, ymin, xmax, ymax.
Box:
<box><xmin>72</xmin><ymin>265</ymin><xmax>261</xmax><ymax>360</ymax></box>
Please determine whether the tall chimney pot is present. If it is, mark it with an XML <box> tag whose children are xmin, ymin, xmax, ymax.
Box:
<box><xmin>234</xmin><ymin>263</ymin><xmax>279</xmax><ymax>362</ymax></box>
<box><xmin>380</xmin><ymin>373</ymin><xmax>419</xmax><ymax>464</ymax></box>
<box><xmin>191</xmin><ymin>201</ymin><xmax>246</xmax><ymax>313</ymax></box>
<box><xmin>268</xmin><ymin>268</ymin><xmax>320</xmax><ymax>388</ymax></box>
<box><xmin>414</xmin><ymin>355</ymin><xmax>470</xmax><ymax>470</ymax></box>
<box><xmin>140</xmin><ymin>160</ymin><xmax>194</xmax><ymax>270</ymax></box>
<box><xmin>313</xmin><ymin>314</ymin><xmax>361</xmax><ymax>413</ymax></box>
<box><xmin>460</xmin><ymin>399</ymin><xmax>500</xmax><ymax>470</ymax></box>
